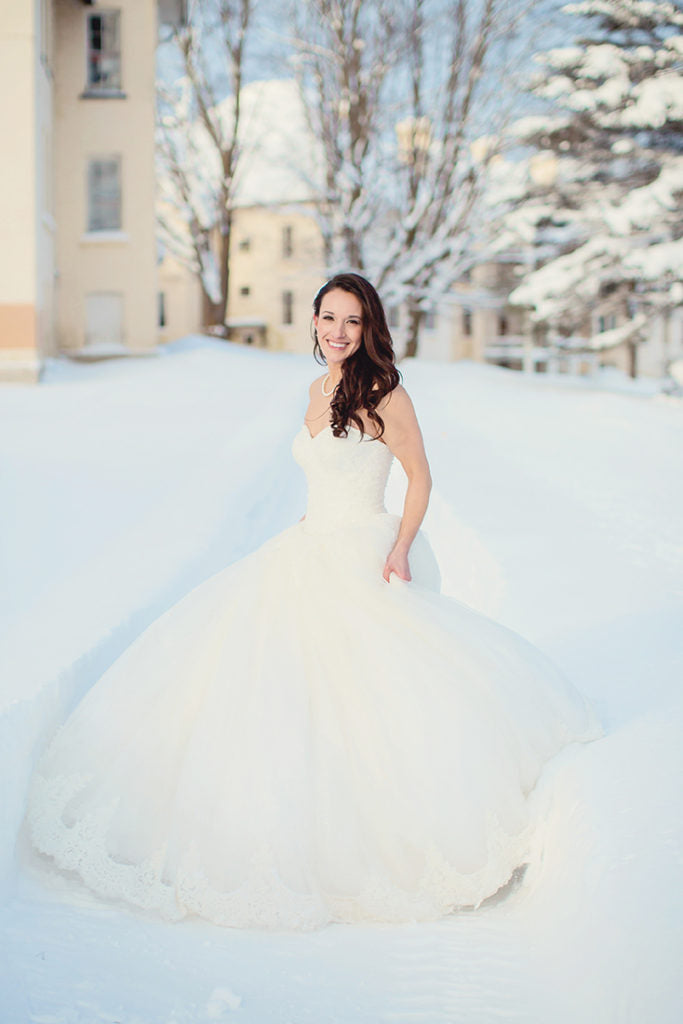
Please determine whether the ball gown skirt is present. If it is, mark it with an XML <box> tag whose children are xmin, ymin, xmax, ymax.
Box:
<box><xmin>25</xmin><ymin>424</ymin><xmax>600</xmax><ymax>930</ymax></box>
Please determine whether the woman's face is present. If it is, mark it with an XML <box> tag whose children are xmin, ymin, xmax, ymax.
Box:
<box><xmin>314</xmin><ymin>288</ymin><xmax>364</xmax><ymax>368</ymax></box>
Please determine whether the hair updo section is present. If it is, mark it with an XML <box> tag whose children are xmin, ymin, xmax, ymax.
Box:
<box><xmin>312</xmin><ymin>273</ymin><xmax>401</xmax><ymax>439</ymax></box>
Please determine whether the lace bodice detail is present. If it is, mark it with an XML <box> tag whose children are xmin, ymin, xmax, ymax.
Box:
<box><xmin>292</xmin><ymin>424</ymin><xmax>394</xmax><ymax>532</ymax></box>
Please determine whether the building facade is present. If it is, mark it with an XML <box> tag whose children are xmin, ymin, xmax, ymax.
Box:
<box><xmin>158</xmin><ymin>204</ymin><xmax>326</xmax><ymax>352</ymax></box>
<box><xmin>0</xmin><ymin>0</ymin><xmax>175</xmax><ymax>383</ymax></box>
<box><xmin>227</xmin><ymin>204</ymin><xmax>325</xmax><ymax>351</ymax></box>
<box><xmin>54</xmin><ymin>0</ymin><xmax>159</xmax><ymax>359</ymax></box>
<box><xmin>0</xmin><ymin>0</ymin><xmax>55</xmax><ymax>381</ymax></box>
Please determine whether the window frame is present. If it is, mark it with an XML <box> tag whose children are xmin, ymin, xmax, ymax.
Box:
<box><xmin>84</xmin><ymin>9</ymin><xmax>123</xmax><ymax>97</ymax></box>
<box><xmin>424</xmin><ymin>308</ymin><xmax>437</xmax><ymax>331</ymax></box>
<box><xmin>87</xmin><ymin>155</ymin><xmax>122</xmax><ymax>233</ymax></box>
<box><xmin>282</xmin><ymin>225</ymin><xmax>293</xmax><ymax>259</ymax></box>
<box><xmin>282</xmin><ymin>290</ymin><xmax>294</xmax><ymax>325</ymax></box>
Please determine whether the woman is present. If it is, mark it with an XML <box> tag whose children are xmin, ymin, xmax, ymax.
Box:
<box><xmin>305</xmin><ymin>275</ymin><xmax>430</xmax><ymax>587</ymax></box>
<box><xmin>26</xmin><ymin>273</ymin><xmax>600</xmax><ymax>930</ymax></box>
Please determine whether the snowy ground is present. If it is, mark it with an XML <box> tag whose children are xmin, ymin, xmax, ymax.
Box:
<box><xmin>1</xmin><ymin>338</ymin><xmax>682</xmax><ymax>1023</ymax></box>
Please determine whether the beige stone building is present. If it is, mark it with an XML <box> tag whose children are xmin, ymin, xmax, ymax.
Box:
<box><xmin>159</xmin><ymin>203</ymin><xmax>326</xmax><ymax>354</ymax></box>
<box><xmin>227</xmin><ymin>205</ymin><xmax>324</xmax><ymax>351</ymax></box>
<box><xmin>411</xmin><ymin>261</ymin><xmax>529</xmax><ymax>367</ymax></box>
<box><xmin>0</xmin><ymin>0</ymin><xmax>179</xmax><ymax>383</ymax></box>
<box><xmin>0</xmin><ymin>0</ymin><xmax>54</xmax><ymax>381</ymax></box>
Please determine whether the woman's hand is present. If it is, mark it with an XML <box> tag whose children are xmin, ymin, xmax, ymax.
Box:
<box><xmin>383</xmin><ymin>544</ymin><xmax>412</xmax><ymax>583</ymax></box>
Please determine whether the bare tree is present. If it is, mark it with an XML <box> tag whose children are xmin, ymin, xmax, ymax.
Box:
<box><xmin>289</xmin><ymin>0</ymin><xmax>402</xmax><ymax>270</ymax></box>
<box><xmin>157</xmin><ymin>0</ymin><xmax>253</xmax><ymax>330</ymax></box>
<box><xmin>290</xmin><ymin>0</ymin><xmax>536</xmax><ymax>356</ymax></box>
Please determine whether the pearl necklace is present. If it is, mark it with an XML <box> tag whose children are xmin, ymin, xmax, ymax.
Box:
<box><xmin>321</xmin><ymin>374</ymin><xmax>335</xmax><ymax>397</ymax></box>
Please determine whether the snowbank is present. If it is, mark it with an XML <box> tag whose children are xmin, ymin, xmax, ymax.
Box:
<box><xmin>2</xmin><ymin>343</ymin><xmax>682</xmax><ymax>1022</ymax></box>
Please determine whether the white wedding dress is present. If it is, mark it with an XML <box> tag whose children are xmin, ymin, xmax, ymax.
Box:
<box><xmin>26</xmin><ymin>422</ymin><xmax>600</xmax><ymax>930</ymax></box>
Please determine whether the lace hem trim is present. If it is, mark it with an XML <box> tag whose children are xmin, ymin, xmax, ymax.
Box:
<box><xmin>26</xmin><ymin>771</ymin><xmax>534</xmax><ymax>931</ymax></box>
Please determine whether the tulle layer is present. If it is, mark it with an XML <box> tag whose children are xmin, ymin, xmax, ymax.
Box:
<box><xmin>26</xmin><ymin>515</ymin><xmax>599</xmax><ymax>930</ymax></box>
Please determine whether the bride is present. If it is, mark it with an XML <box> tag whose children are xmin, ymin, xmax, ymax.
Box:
<box><xmin>25</xmin><ymin>273</ymin><xmax>600</xmax><ymax>930</ymax></box>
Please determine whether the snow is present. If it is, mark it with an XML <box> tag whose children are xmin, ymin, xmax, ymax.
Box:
<box><xmin>626</xmin><ymin>70</ymin><xmax>683</xmax><ymax>127</ymax></box>
<box><xmin>510</xmin><ymin>235</ymin><xmax>623</xmax><ymax>321</ymax></box>
<box><xmin>624</xmin><ymin>237</ymin><xmax>683</xmax><ymax>280</ymax></box>
<box><xmin>2</xmin><ymin>341</ymin><xmax>683</xmax><ymax>1022</ymax></box>
<box><xmin>585</xmin><ymin>314</ymin><xmax>647</xmax><ymax>350</ymax></box>
<box><xmin>198</xmin><ymin>248</ymin><xmax>223</xmax><ymax>307</ymax></box>
<box><xmin>669</xmin><ymin>357</ymin><xmax>683</xmax><ymax>385</ymax></box>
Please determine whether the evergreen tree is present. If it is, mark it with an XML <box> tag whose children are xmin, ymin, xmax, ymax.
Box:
<box><xmin>507</xmin><ymin>0</ymin><xmax>683</xmax><ymax>375</ymax></box>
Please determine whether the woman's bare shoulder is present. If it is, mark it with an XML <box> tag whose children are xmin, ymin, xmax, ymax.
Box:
<box><xmin>377</xmin><ymin>383</ymin><xmax>414</xmax><ymax>414</ymax></box>
<box><xmin>309</xmin><ymin>373</ymin><xmax>327</xmax><ymax>397</ymax></box>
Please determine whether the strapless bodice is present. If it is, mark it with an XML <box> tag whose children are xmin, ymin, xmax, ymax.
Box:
<box><xmin>292</xmin><ymin>424</ymin><xmax>394</xmax><ymax>532</ymax></box>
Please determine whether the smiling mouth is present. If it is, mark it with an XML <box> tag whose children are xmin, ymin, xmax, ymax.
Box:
<box><xmin>327</xmin><ymin>340</ymin><xmax>349</xmax><ymax>350</ymax></box>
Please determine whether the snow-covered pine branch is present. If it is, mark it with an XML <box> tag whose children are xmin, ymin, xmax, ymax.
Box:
<box><xmin>503</xmin><ymin>0</ymin><xmax>683</xmax><ymax>376</ymax></box>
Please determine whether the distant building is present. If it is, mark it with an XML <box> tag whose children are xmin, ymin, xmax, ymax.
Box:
<box><xmin>227</xmin><ymin>204</ymin><xmax>325</xmax><ymax>351</ymax></box>
<box><xmin>158</xmin><ymin>78</ymin><xmax>327</xmax><ymax>353</ymax></box>
<box><xmin>0</xmin><ymin>0</ymin><xmax>183</xmax><ymax>383</ymax></box>
<box><xmin>158</xmin><ymin>202</ymin><xmax>325</xmax><ymax>353</ymax></box>
<box><xmin>409</xmin><ymin>260</ymin><xmax>530</xmax><ymax>367</ymax></box>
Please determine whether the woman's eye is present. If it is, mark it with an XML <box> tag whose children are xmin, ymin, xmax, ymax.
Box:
<box><xmin>322</xmin><ymin>315</ymin><xmax>334</xmax><ymax>321</ymax></box>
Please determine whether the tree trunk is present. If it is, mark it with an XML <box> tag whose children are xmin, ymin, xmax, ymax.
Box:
<box><xmin>628</xmin><ymin>339</ymin><xmax>638</xmax><ymax>379</ymax></box>
<box><xmin>344</xmin><ymin>225</ymin><xmax>364</xmax><ymax>272</ymax></box>
<box><xmin>201</xmin><ymin>288</ymin><xmax>228</xmax><ymax>334</ymax></box>
<box><xmin>220</xmin><ymin>213</ymin><xmax>232</xmax><ymax>335</ymax></box>
<box><xmin>202</xmin><ymin>290</ymin><xmax>228</xmax><ymax>331</ymax></box>
<box><xmin>403</xmin><ymin>303</ymin><xmax>423</xmax><ymax>359</ymax></box>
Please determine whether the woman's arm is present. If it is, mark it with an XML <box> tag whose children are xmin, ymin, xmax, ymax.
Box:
<box><xmin>377</xmin><ymin>386</ymin><xmax>432</xmax><ymax>583</ymax></box>
<box><xmin>298</xmin><ymin>377</ymin><xmax>326</xmax><ymax>524</ymax></box>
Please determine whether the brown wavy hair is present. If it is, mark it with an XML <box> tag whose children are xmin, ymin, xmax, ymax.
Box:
<box><xmin>312</xmin><ymin>273</ymin><xmax>401</xmax><ymax>439</ymax></box>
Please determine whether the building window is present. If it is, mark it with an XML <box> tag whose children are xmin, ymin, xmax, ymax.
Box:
<box><xmin>498</xmin><ymin>314</ymin><xmax>508</xmax><ymax>336</ymax></box>
<box><xmin>87</xmin><ymin>157</ymin><xmax>121</xmax><ymax>231</ymax></box>
<box><xmin>282</xmin><ymin>290</ymin><xmax>293</xmax><ymax>325</ymax></box>
<box><xmin>424</xmin><ymin>308</ymin><xmax>437</xmax><ymax>330</ymax></box>
<box><xmin>240</xmin><ymin>286</ymin><xmax>251</xmax><ymax>297</ymax></box>
<box><xmin>282</xmin><ymin>225</ymin><xmax>293</xmax><ymax>258</ymax></box>
<box><xmin>463</xmin><ymin>307</ymin><xmax>472</xmax><ymax>337</ymax></box>
<box><xmin>158</xmin><ymin>291</ymin><xmax>166</xmax><ymax>328</ymax></box>
<box><xmin>238</xmin><ymin>238</ymin><xmax>250</xmax><ymax>251</ymax></box>
<box><xmin>158</xmin><ymin>0</ymin><xmax>188</xmax><ymax>32</ymax></box>
<box><xmin>388</xmin><ymin>305</ymin><xmax>400</xmax><ymax>328</ymax></box>
<box><xmin>86</xmin><ymin>12</ymin><xmax>122</xmax><ymax>93</ymax></box>
<box><xmin>598</xmin><ymin>313</ymin><xmax>616</xmax><ymax>332</ymax></box>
